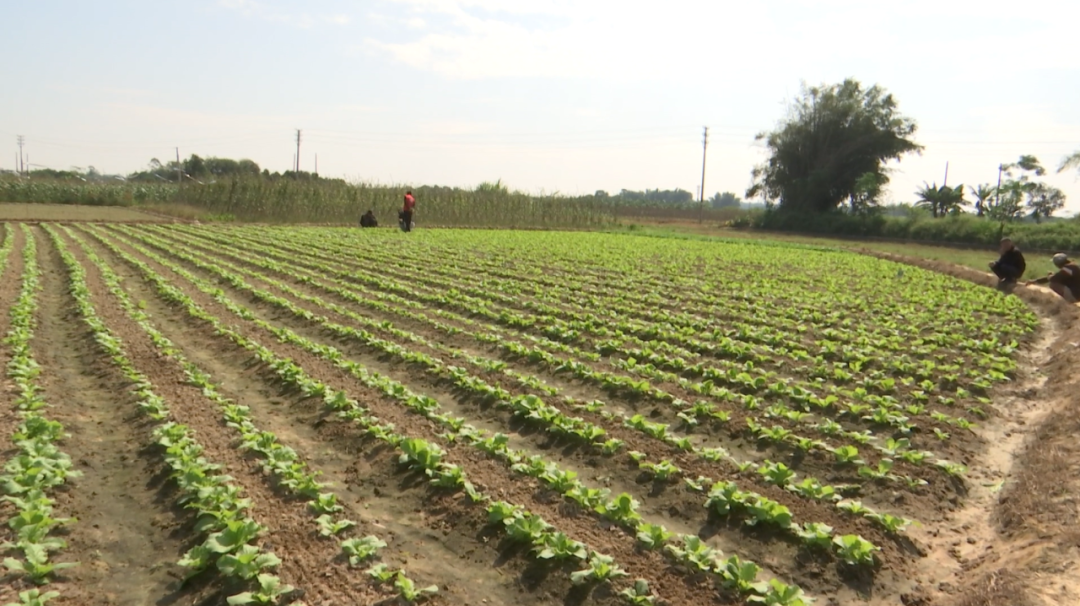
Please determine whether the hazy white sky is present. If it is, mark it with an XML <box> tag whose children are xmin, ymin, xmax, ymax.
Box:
<box><xmin>2</xmin><ymin>0</ymin><xmax>1079</xmax><ymax>210</ymax></box>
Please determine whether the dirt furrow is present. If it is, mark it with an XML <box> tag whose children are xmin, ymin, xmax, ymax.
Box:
<box><xmin>50</xmin><ymin>226</ymin><xmax>387</xmax><ymax>605</ymax></box>
<box><xmin>0</xmin><ymin>224</ymin><xmax>27</xmax><ymax>450</ymax></box>
<box><xmin>26</xmin><ymin>226</ymin><xmax>207</xmax><ymax>606</ymax></box>
<box><xmin>66</xmin><ymin>228</ymin><xmax>596</xmax><ymax>606</ymax></box>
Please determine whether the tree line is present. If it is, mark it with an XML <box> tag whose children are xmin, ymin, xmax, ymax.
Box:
<box><xmin>594</xmin><ymin>188</ymin><xmax>745</xmax><ymax>209</ymax></box>
<box><xmin>747</xmin><ymin>78</ymin><xmax>1077</xmax><ymax>222</ymax></box>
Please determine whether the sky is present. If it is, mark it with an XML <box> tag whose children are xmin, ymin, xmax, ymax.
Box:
<box><xmin>2</xmin><ymin>0</ymin><xmax>1080</xmax><ymax>211</ymax></box>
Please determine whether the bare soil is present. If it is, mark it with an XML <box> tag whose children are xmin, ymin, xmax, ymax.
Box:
<box><xmin>0</xmin><ymin>204</ymin><xmax>165</xmax><ymax>222</ymax></box>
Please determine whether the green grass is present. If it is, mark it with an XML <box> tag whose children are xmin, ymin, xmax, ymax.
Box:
<box><xmin>610</xmin><ymin>224</ymin><xmax>1059</xmax><ymax>280</ymax></box>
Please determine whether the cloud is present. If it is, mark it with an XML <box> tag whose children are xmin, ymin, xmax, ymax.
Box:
<box><xmin>364</xmin><ymin>0</ymin><xmax>1080</xmax><ymax>84</ymax></box>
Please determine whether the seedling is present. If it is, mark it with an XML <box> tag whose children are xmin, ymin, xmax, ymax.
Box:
<box><xmin>719</xmin><ymin>555</ymin><xmax>761</xmax><ymax>593</ymax></box>
<box><xmin>758</xmin><ymin>461</ymin><xmax>796</xmax><ymax>487</ymax></box>
<box><xmin>216</xmin><ymin>545</ymin><xmax>281</xmax><ymax>580</ymax></box>
<box><xmin>748</xmin><ymin>578</ymin><xmax>813</xmax><ymax>605</ymax></box>
<box><xmin>394</xmin><ymin>571</ymin><xmax>439</xmax><ymax>603</ymax></box>
<box><xmin>3</xmin><ymin>543</ymin><xmax>77</xmax><ymax>584</ymax></box>
<box><xmin>315</xmin><ymin>514</ymin><xmax>356</xmax><ymax>537</ymax></box>
<box><xmin>635</xmin><ymin>523</ymin><xmax>672</xmax><ymax>550</ymax></box>
<box><xmin>534</xmin><ymin>532</ymin><xmax>587</xmax><ymax>561</ymax></box>
<box><xmin>794</xmin><ymin>522</ymin><xmax>833</xmax><ymax>549</ymax></box>
<box><xmin>619</xmin><ymin>579</ymin><xmax>657</xmax><ymax>606</ymax></box>
<box><xmin>225</xmin><ymin>573</ymin><xmax>294</xmax><ymax>605</ymax></box>
<box><xmin>340</xmin><ymin>536</ymin><xmax>387</xmax><ymax>566</ymax></box>
<box><xmin>833</xmin><ymin>534</ymin><xmax>879</xmax><ymax>566</ymax></box>
<box><xmin>4</xmin><ymin>589</ymin><xmax>60</xmax><ymax>606</ymax></box>
<box><xmin>570</xmin><ymin>553</ymin><xmax>627</xmax><ymax>585</ymax></box>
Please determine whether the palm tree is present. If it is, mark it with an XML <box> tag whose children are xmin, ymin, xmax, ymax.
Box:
<box><xmin>1059</xmin><ymin>149</ymin><xmax>1080</xmax><ymax>174</ymax></box>
<box><xmin>968</xmin><ymin>184</ymin><xmax>996</xmax><ymax>217</ymax></box>
<box><xmin>915</xmin><ymin>183</ymin><xmax>943</xmax><ymax>217</ymax></box>
<box><xmin>915</xmin><ymin>183</ymin><xmax>966</xmax><ymax>218</ymax></box>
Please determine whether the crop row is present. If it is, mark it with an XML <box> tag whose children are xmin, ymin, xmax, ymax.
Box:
<box><xmin>71</xmin><ymin>226</ymin><xmax>672</xmax><ymax>603</ymax></box>
<box><xmin>126</xmin><ymin>224</ymin><xmax>922</xmax><ymax>533</ymax></box>
<box><xmin>173</xmin><ymin>225</ymin><xmax>997</xmax><ymax>444</ymax></box>
<box><xmin>62</xmin><ymin>225</ymin><xmax>439</xmax><ymax>602</ymax></box>
<box><xmin>82</xmin><ymin>225</ymin><xmax>819</xmax><ymax>604</ymax></box>
<box><xmin>46</xmin><ymin>225</ymin><xmax>304</xmax><ymax>605</ymax></box>
<box><xmin>228</xmin><ymin>224</ymin><xmax>1030</xmax><ymax>394</ymax></box>
<box><xmin>144</xmin><ymin>225</ymin><xmax>963</xmax><ymax>496</ymax></box>
<box><xmin>1</xmin><ymin>226</ymin><xmax>79</xmax><ymax>606</ymax></box>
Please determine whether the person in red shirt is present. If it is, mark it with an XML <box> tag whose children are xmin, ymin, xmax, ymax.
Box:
<box><xmin>400</xmin><ymin>190</ymin><xmax>416</xmax><ymax>232</ymax></box>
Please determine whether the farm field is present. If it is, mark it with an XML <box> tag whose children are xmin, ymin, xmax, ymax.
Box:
<box><xmin>0</xmin><ymin>222</ymin><xmax>1049</xmax><ymax>606</ymax></box>
<box><xmin>0</xmin><ymin>204</ymin><xmax>163</xmax><ymax>223</ymax></box>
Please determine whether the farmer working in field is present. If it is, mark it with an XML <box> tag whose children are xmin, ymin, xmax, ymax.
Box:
<box><xmin>400</xmin><ymin>190</ymin><xmax>416</xmax><ymax>233</ymax></box>
<box><xmin>989</xmin><ymin>238</ymin><xmax>1026</xmax><ymax>288</ymax></box>
<box><xmin>359</xmin><ymin>209</ymin><xmax>378</xmax><ymax>228</ymax></box>
<box><xmin>1026</xmin><ymin>253</ymin><xmax>1080</xmax><ymax>303</ymax></box>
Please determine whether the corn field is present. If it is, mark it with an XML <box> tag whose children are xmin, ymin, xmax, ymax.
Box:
<box><xmin>0</xmin><ymin>177</ymin><xmax>616</xmax><ymax>228</ymax></box>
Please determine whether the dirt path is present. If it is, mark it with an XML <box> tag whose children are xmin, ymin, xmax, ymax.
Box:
<box><xmin>861</xmin><ymin>253</ymin><xmax>1080</xmax><ymax>606</ymax></box>
<box><xmin>28</xmin><ymin>226</ymin><xmax>199</xmax><ymax>606</ymax></box>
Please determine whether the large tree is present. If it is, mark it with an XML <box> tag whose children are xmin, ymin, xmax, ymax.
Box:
<box><xmin>747</xmin><ymin>79</ymin><xmax>923</xmax><ymax>213</ymax></box>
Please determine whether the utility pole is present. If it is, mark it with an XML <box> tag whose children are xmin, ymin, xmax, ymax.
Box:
<box><xmin>176</xmin><ymin>147</ymin><xmax>182</xmax><ymax>187</ymax></box>
<box><xmin>995</xmin><ymin>163</ymin><xmax>1004</xmax><ymax>208</ymax></box>
<box><xmin>943</xmin><ymin>161</ymin><xmax>949</xmax><ymax>187</ymax></box>
<box><xmin>698</xmin><ymin>126</ymin><xmax>708</xmax><ymax>224</ymax></box>
<box><xmin>17</xmin><ymin>135</ymin><xmax>25</xmax><ymax>175</ymax></box>
<box><xmin>295</xmin><ymin>129</ymin><xmax>302</xmax><ymax>173</ymax></box>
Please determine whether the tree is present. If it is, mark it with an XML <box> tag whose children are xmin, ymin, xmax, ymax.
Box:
<box><xmin>1057</xmin><ymin>149</ymin><xmax>1080</xmax><ymax>175</ymax></box>
<box><xmin>710</xmin><ymin>192</ymin><xmax>741</xmax><ymax>209</ymax></box>
<box><xmin>848</xmin><ymin>172</ymin><xmax>887</xmax><ymax>214</ymax></box>
<box><xmin>1025</xmin><ymin>182</ymin><xmax>1066</xmax><ymax>222</ymax></box>
<box><xmin>991</xmin><ymin>155</ymin><xmax>1064</xmax><ymax>222</ymax></box>
<box><xmin>915</xmin><ymin>182</ymin><xmax>965</xmax><ymax>218</ymax></box>
<box><xmin>986</xmin><ymin>181</ymin><xmax>1025</xmax><ymax>222</ymax></box>
<box><xmin>183</xmin><ymin>154</ymin><xmax>207</xmax><ymax>179</ymax></box>
<box><xmin>747</xmin><ymin>78</ymin><xmax>922</xmax><ymax>213</ymax></box>
<box><xmin>968</xmin><ymin>184</ymin><xmax>995</xmax><ymax>217</ymax></box>
<box><xmin>614</xmin><ymin>188</ymin><xmax>694</xmax><ymax>205</ymax></box>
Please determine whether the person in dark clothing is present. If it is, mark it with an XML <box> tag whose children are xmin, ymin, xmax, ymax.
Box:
<box><xmin>359</xmin><ymin>210</ymin><xmax>378</xmax><ymax>228</ymax></box>
<box><xmin>1026</xmin><ymin>253</ymin><xmax>1080</xmax><ymax>303</ymax></box>
<box><xmin>400</xmin><ymin>190</ymin><xmax>416</xmax><ymax>232</ymax></box>
<box><xmin>989</xmin><ymin>238</ymin><xmax>1025</xmax><ymax>288</ymax></box>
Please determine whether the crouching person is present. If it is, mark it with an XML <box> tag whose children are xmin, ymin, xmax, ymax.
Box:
<box><xmin>989</xmin><ymin>238</ymin><xmax>1026</xmax><ymax>291</ymax></box>
<box><xmin>360</xmin><ymin>210</ymin><xmax>378</xmax><ymax>228</ymax></box>
<box><xmin>1027</xmin><ymin>253</ymin><xmax>1080</xmax><ymax>303</ymax></box>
